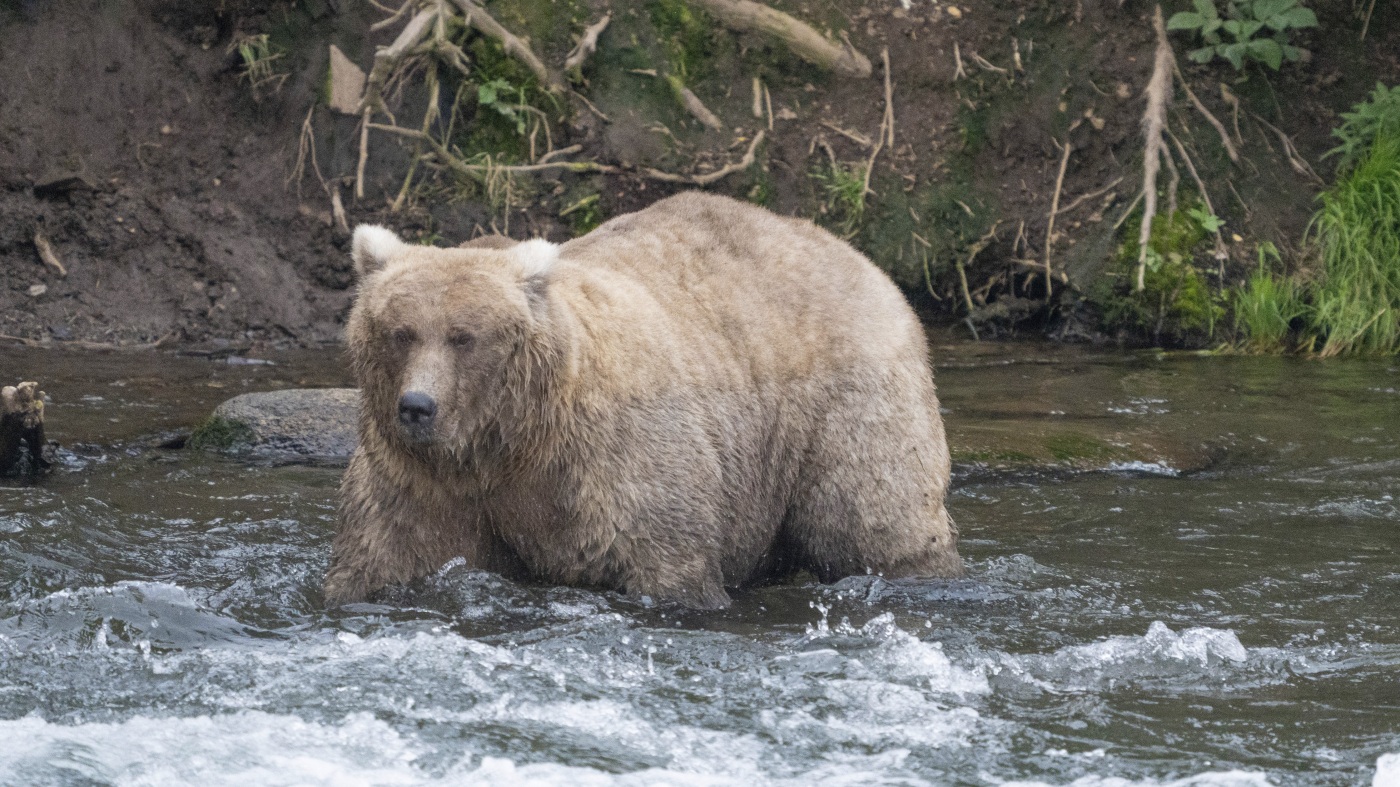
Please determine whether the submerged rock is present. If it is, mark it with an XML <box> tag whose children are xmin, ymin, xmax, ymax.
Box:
<box><xmin>193</xmin><ymin>388</ymin><xmax>359</xmax><ymax>460</ymax></box>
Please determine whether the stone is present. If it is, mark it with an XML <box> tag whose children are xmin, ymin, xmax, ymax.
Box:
<box><xmin>196</xmin><ymin>388</ymin><xmax>359</xmax><ymax>459</ymax></box>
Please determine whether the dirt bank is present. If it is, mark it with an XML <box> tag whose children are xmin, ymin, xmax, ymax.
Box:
<box><xmin>1</xmin><ymin>0</ymin><xmax>1394</xmax><ymax>347</ymax></box>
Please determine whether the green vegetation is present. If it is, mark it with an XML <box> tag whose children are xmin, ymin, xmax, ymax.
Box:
<box><xmin>1043</xmin><ymin>433</ymin><xmax>1115</xmax><ymax>462</ymax></box>
<box><xmin>1232</xmin><ymin>243</ymin><xmax>1308</xmax><ymax>353</ymax></box>
<box><xmin>230</xmin><ymin>33</ymin><xmax>287</xmax><ymax>97</ymax></box>
<box><xmin>812</xmin><ymin>160</ymin><xmax>868</xmax><ymax>239</ymax></box>
<box><xmin>1094</xmin><ymin>204</ymin><xmax>1224</xmax><ymax>345</ymax></box>
<box><xmin>1305</xmin><ymin>133</ymin><xmax>1400</xmax><ymax>355</ymax></box>
<box><xmin>1167</xmin><ymin>0</ymin><xmax>1316</xmax><ymax>70</ymax></box>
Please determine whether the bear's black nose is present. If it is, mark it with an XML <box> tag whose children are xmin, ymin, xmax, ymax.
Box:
<box><xmin>398</xmin><ymin>391</ymin><xmax>437</xmax><ymax>426</ymax></box>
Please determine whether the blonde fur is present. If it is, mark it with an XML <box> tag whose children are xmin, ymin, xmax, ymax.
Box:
<box><xmin>325</xmin><ymin>193</ymin><xmax>961</xmax><ymax>608</ymax></box>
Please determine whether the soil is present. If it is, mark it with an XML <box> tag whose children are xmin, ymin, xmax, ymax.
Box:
<box><xmin>1</xmin><ymin>0</ymin><xmax>1395</xmax><ymax>348</ymax></box>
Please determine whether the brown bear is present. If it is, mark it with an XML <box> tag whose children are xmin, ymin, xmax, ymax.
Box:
<box><xmin>324</xmin><ymin>192</ymin><xmax>961</xmax><ymax>608</ymax></box>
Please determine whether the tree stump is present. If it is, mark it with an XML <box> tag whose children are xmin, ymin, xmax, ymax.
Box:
<box><xmin>1</xmin><ymin>381</ymin><xmax>50</xmax><ymax>475</ymax></box>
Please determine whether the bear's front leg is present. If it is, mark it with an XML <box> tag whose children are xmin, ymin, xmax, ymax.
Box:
<box><xmin>324</xmin><ymin>448</ymin><xmax>516</xmax><ymax>606</ymax></box>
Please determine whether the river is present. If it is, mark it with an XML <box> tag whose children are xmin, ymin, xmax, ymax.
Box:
<box><xmin>1</xmin><ymin>341</ymin><xmax>1397</xmax><ymax>785</ymax></box>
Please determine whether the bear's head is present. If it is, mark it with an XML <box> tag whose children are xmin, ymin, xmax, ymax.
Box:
<box><xmin>346</xmin><ymin>225</ymin><xmax>560</xmax><ymax>452</ymax></box>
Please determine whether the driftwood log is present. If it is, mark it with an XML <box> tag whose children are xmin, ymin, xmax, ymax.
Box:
<box><xmin>1</xmin><ymin>381</ymin><xmax>50</xmax><ymax>475</ymax></box>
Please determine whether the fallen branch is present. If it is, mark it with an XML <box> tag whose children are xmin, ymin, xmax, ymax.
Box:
<box><xmin>1136</xmin><ymin>5</ymin><xmax>1173</xmax><ymax>293</ymax></box>
<box><xmin>565</xmin><ymin>13</ymin><xmax>610</xmax><ymax>73</ymax></box>
<box><xmin>687</xmin><ymin>0</ymin><xmax>872</xmax><ymax>78</ymax></box>
<box><xmin>33</xmin><ymin>230</ymin><xmax>67</xmax><ymax>277</ymax></box>
<box><xmin>449</xmin><ymin>0</ymin><xmax>563</xmax><ymax>91</ymax></box>
<box><xmin>1044</xmin><ymin>139</ymin><xmax>1072</xmax><ymax>300</ymax></box>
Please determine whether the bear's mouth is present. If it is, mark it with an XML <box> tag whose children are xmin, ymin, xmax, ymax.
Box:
<box><xmin>398</xmin><ymin>421</ymin><xmax>437</xmax><ymax>445</ymax></box>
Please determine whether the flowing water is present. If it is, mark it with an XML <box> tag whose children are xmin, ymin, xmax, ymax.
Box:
<box><xmin>1</xmin><ymin>342</ymin><xmax>1397</xmax><ymax>786</ymax></box>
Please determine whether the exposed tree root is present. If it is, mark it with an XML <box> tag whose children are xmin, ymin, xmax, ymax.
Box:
<box><xmin>1135</xmin><ymin>5</ymin><xmax>1173</xmax><ymax>293</ymax></box>
<box><xmin>687</xmin><ymin>0</ymin><xmax>872</xmax><ymax>78</ymax></box>
<box><xmin>565</xmin><ymin>13</ymin><xmax>610</xmax><ymax>74</ymax></box>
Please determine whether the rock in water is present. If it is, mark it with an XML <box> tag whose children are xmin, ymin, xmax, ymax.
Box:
<box><xmin>195</xmin><ymin>388</ymin><xmax>359</xmax><ymax>460</ymax></box>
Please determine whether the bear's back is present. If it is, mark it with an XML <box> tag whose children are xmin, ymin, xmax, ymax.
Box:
<box><xmin>556</xmin><ymin>192</ymin><xmax>927</xmax><ymax>385</ymax></box>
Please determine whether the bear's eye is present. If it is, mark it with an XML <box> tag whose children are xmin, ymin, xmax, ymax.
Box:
<box><xmin>389</xmin><ymin>326</ymin><xmax>418</xmax><ymax>346</ymax></box>
<box><xmin>447</xmin><ymin>330</ymin><xmax>475</xmax><ymax>351</ymax></box>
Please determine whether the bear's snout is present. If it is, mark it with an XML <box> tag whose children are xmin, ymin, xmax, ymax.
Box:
<box><xmin>398</xmin><ymin>391</ymin><xmax>437</xmax><ymax>432</ymax></box>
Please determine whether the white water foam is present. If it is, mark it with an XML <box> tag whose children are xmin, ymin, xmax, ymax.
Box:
<box><xmin>1375</xmin><ymin>753</ymin><xmax>1400</xmax><ymax>787</ymax></box>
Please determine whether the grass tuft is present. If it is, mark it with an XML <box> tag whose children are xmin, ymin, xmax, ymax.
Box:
<box><xmin>1306</xmin><ymin>133</ymin><xmax>1400</xmax><ymax>356</ymax></box>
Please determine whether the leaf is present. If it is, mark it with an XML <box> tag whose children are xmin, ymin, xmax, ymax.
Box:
<box><xmin>1239</xmin><ymin>20</ymin><xmax>1265</xmax><ymax>39</ymax></box>
<box><xmin>1273</xmin><ymin>6</ymin><xmax>1317</xmax><ymax>29</ymax></box>
<box><xmin>1222</xmin><ymin>42</ymin><xmax>1247</xmax><ymax>69</ymax></box>
<box><xmin>1281</xmin><ymin>43</ymin><xmax>1302</xmax><ymax>62</ymax></box>
<box><xmin>1194</xmin><ymin>0</ymin><xmax>1220</xmax><ymax>16</ymax></box>
<box><xmin>1189</xmin><ymin>46</ymin><xmax>1217</xmax><ymax>64</ymax></box>
<box><xmin>1168</xmin><ymin>11</ymin><xmax>1206</xmax><ymax>30</ymax></box>
<box><xmin>1250</xmin><ymin>38</ymin><xmax>1284</xmax><ymax>70</ymax></box>
<box><xmin>1250</xmin><ymin>0</ymin><xmax>1292</xmax><ymax>21</ymax></box>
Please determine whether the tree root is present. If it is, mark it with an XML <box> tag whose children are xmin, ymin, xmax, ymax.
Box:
<box><xmin>688</xmin><ymin>0</ymin><xmax>872</xmax><ymax>78</ymax></box>
<box><xmin>448</xmin><ymin>0</ymin><xmax>562</xmax><ymax>91</ymax></box>
<box><xmin>565</xmin><ymin>13</ymin><xmax>610</xmax><ymax>74</ymax></box>
<box><xmin>1</xmin><ymin>382</ymin><xmax>50</xmax><ymax>476</ymax></box>
<box><xmin>1135</xmin><ymin>5</ymin><xmax>1173</xmax><ymax>293</ymax></box>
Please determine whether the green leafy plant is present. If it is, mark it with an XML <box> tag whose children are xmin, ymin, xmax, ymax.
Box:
<box><xmin>1327</xmin><ymin>83</ymin><xmax>1400</xmax><ymax>173</ymax></box>
<box><xmin>1188</xmin><ymin>206</ymin><xmax>1226</xmax><ymax>234</ymax></box>
<box><xmin>1167</xmin><ymin>0</ymin><xmax>1316</xmax><ymax>70</ymax></box>
<box><xmin>477</xmin><ymin>78</ymin><xmax>529</xmax><ymax>135</ymax></box>
<box><xmin>1233</xmin><ymin>242</ymin><xmax>1308</xmax><ymax>352</ymax></box>
<box><xmin>229</xmin><ymin>33</ymin><xmax>288</xmax><ymax>97</ymax></box>
<box><xmin>812</xmin><ymin>161</ymin><xmax>868</xmax><ymax>239</ymax></box>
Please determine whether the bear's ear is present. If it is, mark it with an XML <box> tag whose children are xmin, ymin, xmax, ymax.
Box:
<box><xmin>351</xmin><ymin>225</ymin><xmax>407</xmax><ymax>279</ymax></box>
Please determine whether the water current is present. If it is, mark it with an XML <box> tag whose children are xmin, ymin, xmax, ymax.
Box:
<box><xmin>1</xmin><ymin>342</ymin><xmax>1397</xmax><ymax>786</ymax></box>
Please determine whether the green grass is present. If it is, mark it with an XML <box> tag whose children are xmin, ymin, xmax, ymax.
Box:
<box><xmin>812</xmin><ymin>160</ymin><xmax>868</xmax><ymax>239</ymax></box>
<box><xmin>1305</xmin><ymin>133</ymin><xmax>1400</xmax><ymax>356</ymax></box>
<box><xmin>1232</xmin><ymin>243</ymin><xmax>1309</xmax><ymax>353</ymax></box>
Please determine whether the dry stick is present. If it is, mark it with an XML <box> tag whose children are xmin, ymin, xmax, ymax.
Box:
<box><xmin>537</xmin><ymin>144</ymin><xmax>583</xmax><ymax>164</ymax></box>
<box><xmin>565</xmin><ymin>13</ymin><xmax>611</xmax><ymax>72</ymax></box>
<box><xmin>687</xmin><ymin>0</ymin><xmax>872</xmax><ymax>78</ymax></box>
<box><xmin>1043</xmin><ymin>139</ymin><xmax>1072</xmax><ymax>301</ymax></box>
<box><xmin>449</xmin><ymin>0</ymin><xmax>562</xmax><ymax>91</ymax></box>
<box><xmin>1113</xmin><ymin>192</ymin><xmax>1144</xmax><ymax>232</ymax></box>
<box><xmin>369</xmin><ymin>0</ymin><xmax>413</xmax><ymax>32</ymax></box>
<box><xmin>764</xmin><ymin>83</ymin><xmax>774</xmax><ymax>131</ymax></box>
<box><xmin>32</xmin><ymin>231</ymin><xmax>67</xmax><ymax>278</ymax></box>
<box><xmin>1053</xmin><ymin>176</ymin><xmax>1123</xmax><ymax>217</ymax></box>
<box><xmin>667</xmin><ymin>76</ymin><xmax>724</xmax><ymax>130</ymax></box>
<box><xmin>1167</xmin><ymin>129</ymin><xmax>1228</xmax><ymax>272</ymax></box>
<box><xmin>1250</xmin><ymin>112</ymin><xmax>1322</xmax><ymax>184</ymax></box>
<box><xmin>1172</xmin><ymin>63</ymin><xmax>1239</xmax><ymax>164</ymax></box>
<box><xmin>820</xmin><ymin>121</ymin><xmax>873</xmax><ymax>148</ymax></box>
<box><xmin>752</xmin><ymin>77</ymin><xmax>763</xmax><ymax>118</ymax></box>
<box><xmin>860</xmin><ymin>48</ymin><xmax>894</xmax><ymax>200</ymax></box>
<box><xmin>953</xmin><ymin>42</ymin><xmax>967</xmax><ymax>80</ymax></box>
<box><xmin>643</xmin><ymin>130</ymin><xmax>765</xmax><ymax>185</ymax></box>
<box><xmin>358</xmin><ymin>8</ymin><xmax>436</xmax><ymax>199</ymax></box>
<box><xmin>1219</xmin><ymin>82</ymin><xmax>1244</xmax><ymax>145</ymax></box>
<box><xmin>1137</xmin><ymin>5</ymin><xmax>1173</xmax><ymax>293</ymax></box>
<box><xmin>331</xmin><ymin>187</ymin><xmax>350</xmax><ymax>234</ymax></box>
<box><xmin>370</xmin><ymin>122</ymin><xmax>765</xmax><ymax>186</ymax></box>
<box><xmin>1361</xmin><ymin>0</ymin><xmax>1377</xmax><ymax>41</ymax></box>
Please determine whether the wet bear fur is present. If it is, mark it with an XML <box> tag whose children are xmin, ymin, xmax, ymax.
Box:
<box><xmin>323</xmin><ymin>192</ymin><xmax>962</xmax><ymax>608</ymax></box>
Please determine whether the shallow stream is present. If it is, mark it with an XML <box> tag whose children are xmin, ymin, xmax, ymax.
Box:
<box><xmin>1</xmin><ymin>342</ymin><xmax>1397</xmax><ymax>785</ymax></box>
